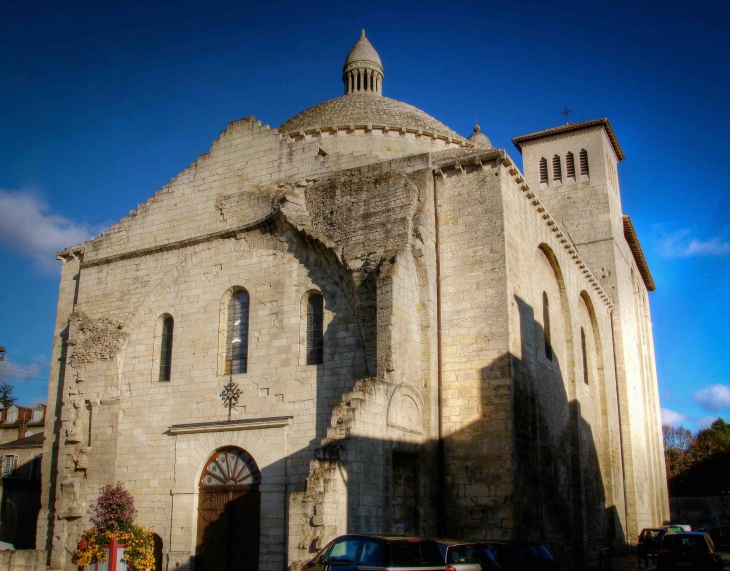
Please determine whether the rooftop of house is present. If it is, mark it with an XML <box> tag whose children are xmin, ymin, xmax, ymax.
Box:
<box><xmin>0</xmin><ymin>432</ymin><xmax>43</xmax><ymax>449</ymax></box>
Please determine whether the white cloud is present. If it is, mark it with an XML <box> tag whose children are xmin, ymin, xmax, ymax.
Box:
<box><xmin>657</xmin><ymin>228</ymin><xmax>730</xmax><ymax>258</ymax></box>
<box><xmin>693</xmin><ymin>384</ymin><xmax>730</xmax><ymax>412</ymax></box>
<box><xmin>695</xmin><ymin>416</ymin><xmax>717</xmax><ymax>430</ymax></box>
<box><xmin>661</xmin><ymin>407</ymin><xmax>689</xmax><ymax>426</ymax></box>
<box><xmin>0</xmin><ymin>189</ymin><xmax>104</xmax><ymax>272</ymax></box>
<box><xmin>0</xmin><ymin>359</ymin><xmax>47</xmax><ymax>382</ymax></box>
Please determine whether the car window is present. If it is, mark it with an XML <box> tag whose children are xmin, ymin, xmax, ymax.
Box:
<box><xmin>388</xmin><ymin>541</ymin><xmax>444</xmax><ymax>567</ymax></box>
<box><xmin>314</xmin><ymin>540</ymin><xmax>335</xmax><ymax>564</ymax></box>
<box><xmin>519</xmin><ymin>545</ymin><xmax>553</xmax><ymax>560</ymax></box>
<box><xmin>663</xmin><ymin>535</ymin><xmax>707</xmax><ymax>553</ymax></box>
<box><xmin>330</xmin><ymin>538</ymin><xmax>361</xmax><ymax>561</ymax></box>
<box><xmin>486</xmin><ymin>545</ymin><xmax>511</xmax><ymax>566</ymax></box>
<box><xmin>446</xmin><ymin>546</ymin><xmax>481</xmax><ymax>564</ymax></box>
<box><xmin>359</xmin><ymin>540</ymin><xmax>384</xmax><ymax>566</ymax></box>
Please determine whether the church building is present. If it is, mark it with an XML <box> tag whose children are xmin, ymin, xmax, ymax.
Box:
<box><xmin>38</xmin><ymin>30</ymin><xmax>668</xmax><ymax>570</ymax></box>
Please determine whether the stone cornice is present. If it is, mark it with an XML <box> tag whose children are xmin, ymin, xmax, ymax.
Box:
<box><xmin>623</xmin><ymin>215</ymin><xmax>656</xmax><ymax>292</ymax></box>
<box><xmin>169</xmin><ymin>416</ymin><xmax>293</xmax><ymax>435</ymax></box>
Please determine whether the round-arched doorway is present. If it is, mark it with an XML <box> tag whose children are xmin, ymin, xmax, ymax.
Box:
<box><xmin>195</xmin><ymin>447</ymin><xmax>261</xmax><ymax>571</ymax></box>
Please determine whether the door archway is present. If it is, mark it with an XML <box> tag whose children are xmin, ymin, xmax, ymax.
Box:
<box><xmin>196</xmin><ymin>447</ymin><xmax>261</xmax><ymax>571</ymax></box>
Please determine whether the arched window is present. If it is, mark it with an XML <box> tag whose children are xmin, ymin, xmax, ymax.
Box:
<box><xmin>566</xmin><ymin>152</ymin><xmax>575</xmax><ymax>180</ymax></box>
<box><xmin>158</xmin><ymin>315</ymin><xmax>174</xmax><ymax>381</ymax></box>
<box><xmin>552</xmin><ymin>155</ymin><xmax>562</xmax><ymax>184</ymax></box>
<box><xmin>226</xmin><ymin>290</ymin><xmax>250</xmax><ymax>374</ymax></box>
<box><xmin>306</xmin><ymin>293</ymin><xmax>324</xmax><ymax>365</ymax></box>
<box><xmin>543</xmin><ymin>292</ymin><xmax>552</xmax><ymax>361</ymax></box>
<box><xmin>539</xmin><ymin>157</ymin><xmax>548</xmax><ymax>186</ymax></box>
<box><xmin>580</xmin><ymin>149</ymin><xmax>589</xmax><ymax>178</ymax></box>
<box><xmin>581</xmin><ymin>327</ymin><xmax>589</xmax><ymax>384</ymax></box>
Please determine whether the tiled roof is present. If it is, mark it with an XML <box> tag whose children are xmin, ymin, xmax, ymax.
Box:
<box><xmin>0</xmin><ymin>432</ymin><xmax>44</xmax><ymax>449</ymax></box>
<box><xmin>512</xmin><ymin>118</ymin><xmax>625</xmax><ymax>162</ymax></box>
<box><xmin>278</xmin><ymin>94</ymin><xmax>465</xmax><ymax>141</ymax></box>
<box><xmin>623</xmin><ymin>215</ymin><xmax>655</xmax><ymax>292</ymax></box>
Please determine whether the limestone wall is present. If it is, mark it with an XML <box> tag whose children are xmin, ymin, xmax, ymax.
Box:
<box><xmin>518</xmin><ymin>126</ymin><xmax>669</xmax><ymax>540</ymax></box>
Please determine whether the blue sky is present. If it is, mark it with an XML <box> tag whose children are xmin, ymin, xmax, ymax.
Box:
<box><xmin>0</xmin><ymin>0</ymin><xmax>728</xmax><ymax>431</ymax></box>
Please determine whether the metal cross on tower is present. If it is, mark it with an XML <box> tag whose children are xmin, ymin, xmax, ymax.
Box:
<box><xmin>219</xmin><ymin>376</ymin><xmax>242</xmax><ymax>421</ymax></box>
<box><xmin>560</xmin><ymin>107</ymin><xmax>572</xmax><ymax>125</ymax></box>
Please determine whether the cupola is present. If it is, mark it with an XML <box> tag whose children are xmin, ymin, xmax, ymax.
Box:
<box><xmin>343</xmin><ymin>29</ymin><xmax>384</xmax><ymax>96</ymax></box>
<box><xmin>468</xmin><ymin>122</ymin><xmax>492</xmax><ymax>149</ymax></box>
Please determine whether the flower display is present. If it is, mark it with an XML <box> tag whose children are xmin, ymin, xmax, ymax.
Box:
<box><xmin>71</xmin><ymin>483</ymin><xmax>155</xmax><ymax>570</ymax></box>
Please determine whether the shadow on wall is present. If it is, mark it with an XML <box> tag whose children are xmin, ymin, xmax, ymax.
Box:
<box><xmin>0</xmin><ymin>457</ymin><xmax>42</xmax><ymax>549</ymax></box>
<box><xmin>178</xmin><ymin>291</ymin><xmax>623</xmax><ymax>571</ymax></box>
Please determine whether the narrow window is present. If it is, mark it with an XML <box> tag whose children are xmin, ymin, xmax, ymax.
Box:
<box><xmin>539</xmin><ymin>157</ymin><xmax>548</xmax><ymax>185</ymax></box>
<box><xmin>580</xmin><ymin>149</ymin><xmax>589</xmax><ymax>177</ymax></box>
<box><xmin>226</xmin><ymin>290</ymin><xmax>250</xmax><ymax>374</ymax></box>
<box><xmin>581</xmin><ymin>327</ymin><xmax>589</xmax><ymax>384</ymax></box>
<box><xmin>543</xmin><ymin>292</ymin><xmax>552</xmax><ymax>361</ymax></box>
<box><xmin>306</xmin><ymin>293</ymin><xmax>324</xmax><ymax>365</ymax></box>
<box><xmin>566</xmin><ymin>152</ymin><xmax>575</xmax><ymax>180</ymax></box>
<box><xmin>2</xmin><ymin>455</ymin><xmax>17</xmax><ymax>478</ymax></box>
<box><xmin>159</xmin><ymin>315</ymin><xmax>174</xmax><ymax>382</ymax></box>
<box><xmin>552</xmin><ymin>155</ymin><xmax>562</xmax><ymax>183</ymax></box>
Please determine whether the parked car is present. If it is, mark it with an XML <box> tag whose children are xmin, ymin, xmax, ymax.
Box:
<box><xmin>708</xmin><ymin>527</ymin><xmax>730</xmax><ymax>552</ymax></box>
<box><xmin>303</xmin><ymin>534</ymin><xmax>448</xmax><ymax>570</ymax></box>
<box><xmin>657</xmin><ymin>532</ymin><xmax>722</xmax><ymax>570</ymax></box>
<box><xmin>432</xmin><ymin>539</ymin><xmax>500</xmax><ymax>570</ymax></box>
<box><xmin>638</xmin><ymin>528</ymin><xmax>667</xmax><ymax>566</ymax></box>
<box><xmin>481</xmin><ymin>541</ymin><xmax>557</xmax><ymax>570</ymax></box>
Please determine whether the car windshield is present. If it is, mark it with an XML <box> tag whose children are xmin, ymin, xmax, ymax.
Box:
<box><xmin>388</xmin><ymin>541</ymin><xmax>444</xmax><ymax>567</ymax></box>
<box><xmin>663</xmin><ymin>535</ymin><xmax>708</xmax><ymax>553</ymax></box>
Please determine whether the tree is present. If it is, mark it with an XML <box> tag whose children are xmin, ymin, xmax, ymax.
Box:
<box><xmin>663</xmin><ymin>424</ymin><xmax>693</xmax><ymax>451</ymax></box>
<box><xmin>711</xmin><ymin>418</ymin><xmax>730</xmax><ymax>436</ymax></box>
<box><xmin>663</xmin><ymin>418</ymin><xmax>730</xmax><ymax>496</ymax></box>
<box><xmin>0</xmin><ymin>382</ymin><xmax>17</xmax><ymax>408</ymax></box>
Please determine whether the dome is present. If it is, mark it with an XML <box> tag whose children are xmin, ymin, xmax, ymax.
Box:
<box><xmin>278</xmin><ymin>93</ymin><xmax>465</xmax><ymax>142</ymax></box>
<box><xmin>468</xmin><ymin>123</ymin><xmax>492</xmax><ymax>149</ymax></box>
<box><xmin>345</xmin><ymin>29</ymin><xmax>383</xmax><ymax>70</ymax></box>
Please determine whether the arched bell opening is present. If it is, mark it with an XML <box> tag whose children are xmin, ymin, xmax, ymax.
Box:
<box><xmin>195</xmin><ymin>447</ymin><xmax>261</xmax><ymax>571</ymax></box>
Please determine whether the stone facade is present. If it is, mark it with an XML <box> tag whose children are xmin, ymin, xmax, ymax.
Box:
<box><xmin>38</xmin><ymin>31</ymin><xmax>667</xmax><ymax>570</ymax></box>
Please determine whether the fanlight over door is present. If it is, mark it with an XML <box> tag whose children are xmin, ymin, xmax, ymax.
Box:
<box><xmin>196</xmin><ymin>447</ymin><xmax>261</xmax><ymax>571</ymax></box>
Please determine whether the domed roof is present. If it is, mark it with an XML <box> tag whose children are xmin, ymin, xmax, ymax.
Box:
<box><xmin>468</xmin><ymin>123</ymin><xmax>492</xmax><ymax>148</ymax></box>
<box><xmin>345</xmin><ymin>29</ymin><xmax>382</xmax><ymax>70</ymax></box>
<box><xmin>278</xmin><ymin>93</ymin><xmax>465</xmax><ymax>141</ymax></box>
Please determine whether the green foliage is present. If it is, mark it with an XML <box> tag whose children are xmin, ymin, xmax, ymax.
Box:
<box><xmin>0</xmin><ymin>382</ymin><xmax>17</xmax><ymax>408</ymax></box>
<box><xmin>711</xmin><ymin>418</ymin><xmax>730</xmax><ymax>436</ymax></box>
<box><xmin>663</xmin><ymin>417</ymin><xmax>730</xmax><ymax>496</ymax></box>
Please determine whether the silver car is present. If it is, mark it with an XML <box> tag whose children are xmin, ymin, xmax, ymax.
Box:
<box><xmin>434</xmin><ymin>540</ymin><xmax>500</xmax><ymax>570</ymax></box>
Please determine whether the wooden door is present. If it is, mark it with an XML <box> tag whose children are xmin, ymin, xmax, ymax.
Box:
<box><xmin>196</xmin><ymin>447</ymin><xmax>261</xmax><ymax>571</ymax></box>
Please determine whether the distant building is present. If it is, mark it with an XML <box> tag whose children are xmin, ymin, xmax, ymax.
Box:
<box><xmin>39</xmin><ymin>31</ymin><xmax>667</xmax><ymax>571</ymax></box>
<box><xmin>0</xmin><ymin>404</ymin><xmax>46</xmax><ymax>445</ymax></box>
<box><xmin>0</xmin><ymin>419</ymin><xmax>44</xmax><ymax>549</ymax></box>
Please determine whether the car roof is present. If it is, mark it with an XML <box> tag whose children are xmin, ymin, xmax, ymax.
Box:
<box><xmin>665</xmin><ymin>532</ymin><xmax>706</xmax><ymax>536</ymax></box>
<box><xmin>339</xmin><ymin>533</ymin><xmax>431</xmax><ymax>541</ymax></box>
<box><xmin>432</xmin><ymin>538</ymin><xmax>493</xmax><ymax>546</ymax></box>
